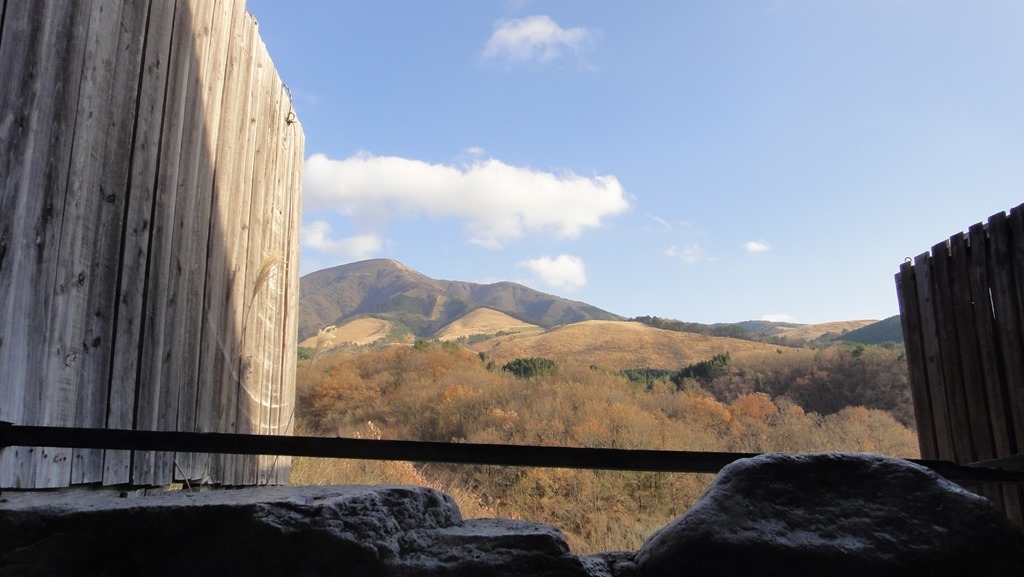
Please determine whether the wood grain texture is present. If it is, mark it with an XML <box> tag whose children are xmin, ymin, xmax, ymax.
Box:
<box><xmin>2</xmin><ymin>0</ymin><xmax>302</xmax><ymax>490</ymax></box>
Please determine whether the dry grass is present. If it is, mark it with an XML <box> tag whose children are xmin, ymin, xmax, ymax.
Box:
<box><xmin>470</xmin><ymin>320</ymin><xmax>795</xmax><ymax>370</ymax></box>
<box><xmin>290</xmin><ymin>422</ymin><xmax>494</xmax><ymax>519</ymax></box>
<box><xmin>774</xmin><ymin>319</ymin><xmax>878</xmax><ymax>340</ymax></box>
<box><xmin>299</xmin><ymin>318</ymin><xmax>394</xmax><ymax>350</ymax></box>
<box><xmin>434</xmin><ymin>307</ymin><xmax>543</xmax><ymax>341</ymax></box>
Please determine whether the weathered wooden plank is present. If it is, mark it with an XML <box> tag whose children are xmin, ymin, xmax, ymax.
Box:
<box><xmin>964</xmin><ymin>223</ymin><xmax>1003</xmax><ymax>461</ymax></box>
<box><xmin>40</xmin><ymin>0</ymin><xmax>128</xmax><ymax>486</ymax></box>
<box><xmin>194</xmin><ymin>0</ymin><xmax>246</xmax><ymax>485</ymax></box>
<box><xmin>953</xmin><ymin>228</ymin><xmax>1004</xmax><ymax>507</ymax></box>
<box><xmin>978</xmin><ymin>211</ymin><xmax>1020</xmax><ymax>459</ymax></box>
<box><xmin>930</xmin><ymin>239</ymin><xmax>976</xmax><ymax>464</ymax></box>
<box><xmin>231</xmin><ymin>19</ymin><xmax>273</xmax><ymax>486</ymax></box>
<box><xmin>896</xmin><ymin>263</ymin><xmax>939</xmax><ymax>459</ymax></box>
<box><xmin>168</xmin><ymin>0</ymin><xmax>227</xmax><ymax>482</ymax></box>
<box><xmin>943</xmin><ymin>232</ymin><xmax>988</xmax><ymax>463</ymax></box>
<box><xmin>203</xmin><ymin>8</ymin><xmax>258</xmax><ymax>485</ymax></box>
<box><xmin>259</xmin><ymin>81</ymin><xmax>293</xmax><ymax>484</ymax></box>
<box><xmin>178</xmin><ymin>0</ymin><xmax>237</xmax><ymax>485</ymax></box>
<box><xmin>0</xmin><ymin>0</ymin><xmax>65</xmax><ymax>488</ymax></box>
<box><xmin>157</xmin><ymin>0</ymin><xmax>213</xmax><ymax>484</ymax></box>
<box><xmin>988</xmin><ymin>210</ymin><xmax>1024</xmax><ymax>526</ymax></box>
<box><xmin>276</xmin><ymin>100</ymin><xmax>305</xmax><ymax>484</ymax></box>
<box><xmin>8</xmin><ymin>0</ymin><xmax>93</xmax><ymax>488</ymax></box>
<box><xmin>254</xmin><ymin>73</ymin><xmax>288</xmax><ymax>485</ymax></box>
<box><xmin>71</xmin><ymin>0</ymin><xmax>150</xmax><ymax>485</ymax></box>
<box><xmin>131</xmin><ymin>0</ymin><xmax>197</xmax><ymax>487</ymax></box>
<box><xmin>913</xmin><ymin>251</ymin><xmax>959</xmax><ymax>462</ymax></box>
<box><xmin>1004</xmin><ymin>205</ymin><xmax>1024</xmax><ymax>452</ymax></box>
<box><xmin>104</xmin><ymin>0</ymin><xmax>177</xmax><ymax>486</ymax></box>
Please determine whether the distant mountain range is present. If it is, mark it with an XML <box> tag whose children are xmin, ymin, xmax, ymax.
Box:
<box><xmin>298</xmin><ymin>259</ymin><xmax>622</xmax><ymax>341</ymax></box>
<box><xmin>298</xmin><ymin>259</ymin><xmax>903</xmax><ymax>350</ymax></box>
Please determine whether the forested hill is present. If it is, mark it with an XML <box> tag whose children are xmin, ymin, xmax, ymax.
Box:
<box><xmin>298</xmin><ymin>259</ymin><xmax>621</xmax><ymax>340</ymax></box>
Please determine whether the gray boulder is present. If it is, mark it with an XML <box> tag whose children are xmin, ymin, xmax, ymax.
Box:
<box><xmin>636</xmin><ymin>452</ymin><xmax>1024</xmax><ymax>577</ymax></box>
<box><xmin>0</xmin><ymin>484</ymin><xmax>590</xmax><ymax>577</ymax></box>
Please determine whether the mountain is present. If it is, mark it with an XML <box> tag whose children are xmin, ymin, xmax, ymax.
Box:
<box><xmin>830</xmin><ymin>315</ymin><xmax>904</xmax><ymax>345</ymax></box>
<box><xmin>734</xmin><ymin>319</ymin><xmax>879</xmax><ymax>341</ymax></box>
<box><xmin>298</xmin><ymin>259</ymin><xmax>622</xmax><ymax>340</ymax></box>
<box><xmin>470</xmin><ymin>320</ymin><xmax>796</xmax><ymax>370</ymax></box>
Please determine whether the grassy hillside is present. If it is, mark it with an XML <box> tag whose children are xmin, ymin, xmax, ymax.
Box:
<box><xmin>831</xmin><ymin>315</ymin><xmax>904</xmax><ymax>345</ymax></box>
<box><xmin>469</xmin><ymin>320</ymin><xmax>796</xmax><ymax>370</ymax></box>
<box><xmin>433</xmin><ymin>307</ymin><xmax>543</xmax><ymax>341</ymax></box>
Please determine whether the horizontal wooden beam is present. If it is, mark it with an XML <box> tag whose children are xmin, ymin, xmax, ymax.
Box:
<box><xmin>2</xmin><ymin>423</ymin><xmax>1023</xmax><ymax>484</ymax></box>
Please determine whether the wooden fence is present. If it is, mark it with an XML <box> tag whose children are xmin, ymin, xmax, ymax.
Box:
<box><xmin>896</xmin><ymin>204</ymin><xmax>1024</xmax><ymax>528</ymax></box>
<box><xmin>0</xmin><ymin>0</ymin><xmax>304</xmax><ymax>488</ymax></box>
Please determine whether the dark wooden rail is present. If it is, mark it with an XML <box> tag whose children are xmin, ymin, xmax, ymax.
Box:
<box><xmin>2</xmin><ymin>424</ymin><xmax>1022</xmax><ymax>485</ymax></box>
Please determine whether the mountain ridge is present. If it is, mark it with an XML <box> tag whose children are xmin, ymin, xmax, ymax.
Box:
<box><xmin>298</xmin><ymin>259</ymin><xmax>622</xmax><ymax>340</ymax></box>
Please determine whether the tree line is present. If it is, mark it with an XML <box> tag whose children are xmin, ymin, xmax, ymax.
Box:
<box><xmin>293</xmin><ymin>341</ymin><xmax>918</xmax><ymax>554</ymax></box>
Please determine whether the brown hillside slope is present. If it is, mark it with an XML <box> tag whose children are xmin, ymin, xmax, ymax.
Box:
<box><xmin>775</xmin><ymin>320</ymin><xmax>877</xmax><ymax>341</ymax></box>
<box><xmin>471</xmin><ymin>320</ymin><xmax>796</xmax><ymax>370</ymax></box>
<box><xmin>298</xmin><ymin>317</ymin><xmax>396</xmax><ymax>349</ymax></box>
<box><xmin>434</xmin><ymin>308</ymin><xmax>543</xmax><ymax>341</ymax></box>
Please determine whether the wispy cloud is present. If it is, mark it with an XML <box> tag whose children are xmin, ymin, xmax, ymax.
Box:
<box><xmin>648</xmin><ymin>215</ymin><xmax>673</xmax><ymax>232</ymax></box>
<box><xmin>304</xmin><ymin>152</ymin><xmax>629</xmax><ymax>249</ymax></box>
<box><xmin>520</xmin><ymin>254</ymin><xmax>587</xmax><ymax>291</ymax></box>
<box><xmin>761</xmin><ymin>313</ymin><xmax>795</xmax><ymax>323</ymax></box>
<box><xmin>743</xmin><ymin>240</ymin><xmax>771</xmax><ymax>253</ymax></box>
<box><xmin>483</xmin><ymin>15</ymin><xmax>597</xmax><ymax>65</ymax></box>
<box><xmin>665</xmin><ymin>243</ymin><xmax>707</xmax><ymax>264</ymax></box>
<box><xmin>301</xmin><ymin>220</ymin><xmax>382</xmax><ymax>260</ymax></box>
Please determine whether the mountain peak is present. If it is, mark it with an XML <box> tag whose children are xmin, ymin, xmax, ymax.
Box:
<box><xmin>298</xmin><ymin>260</ymin><xmax>622</xmax><ymax>340</ymax></box>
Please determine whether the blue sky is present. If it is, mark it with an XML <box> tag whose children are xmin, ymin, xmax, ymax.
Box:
<box><xmin>247</xmin><ymin>0</ymin><xmax>1024</xmax><ymax>324</ymax></box>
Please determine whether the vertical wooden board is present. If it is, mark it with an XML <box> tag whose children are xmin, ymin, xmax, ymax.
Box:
<box><xmin>232</xmin><ymin>23</ymin><xmax>273</xmax><ymax>486</ymax></box>
<box><xmin>179</xmin><ymin>0</ymin><xmax>236</xmax><ymax>484</ymax></box>
<box><xmin>0</xmin><ymin>0</ymin><xmax>53</xmax><ymax>487</ymax></box>
<box><xmin>978</xmin><ymin>211</ymin><xmax>1019</xmax><ymax>458</ymax></box>
<box><xmin>15</xmin><ymin>0</ymin><xmax>93</xmax><ymax>488</ymax></box>
<box><xmin>895</xmin><ymin>264</ymin><xmax>939</xmax><ymax>459</ymax></box>
<box><xmin>255</xmin><ymin>77</ymin><xmax>288</xmax><ymax>484</ymax></box>
<box><xmin>172</xmin><ymin>0</ymin><xmax>230</xmax><ymax>482</ymax></box>
<box><xmin>277</xmin><ymin>108</ymin><xmax>305</xmax><ymax>484</ymax></box>
<box><xmin>132</xmin><ymin>0</ymin><xmax>196</xmax><ymax>487</ymax></box>
<box><xmin>207</xmin><ymin>9</ymin><xmax>259</xmax><ymax>485</ymax></box>
<box><xmin>928</xmin><ymin>240</ymin><xmax>976</xmax><ymax>463</ymax></box>
<box><xmin>196</xmin><ymin>0</ymin><xmax>249</xmax><ymax>485</ymax></box>
<box><xmin>955</xmin><ymin>226</ymin><xmax>1003</xmax><ymax>510</ymax></box>
<box><xmin>1004</xmin><ymin>205</ymin><xmax>1024</xmax><ymax>451</ymax></box>
<box><xmin>158</xmin><ymin>0</ymin><xmax>213</xmax><ymax>483</ymax></box>
<box><xmin>274</xmin><ymin>114</ymin><xmax>304</xmax><ymax>484</ymax></box>
<box><xmin>104</xmin><ymin>0</ymin><xmax>177</xmax><ymax>486</ymax></box>
<box><xmin>913</xmin><ymin>251</ymin><xmax>958</xmax><ymax>461</ymax></box>
<box><xmin>36</xmin><ymin>0</ymin><xmax>129</xmax><ymax>486</ymax></box>
<box><xmin>73</xmin><ymin>0</ymin><xmax>149</xmax><ymax>485</ymax></box>
<box><xmin>945</xmin><ymin>231</ymin><xmax>992</xmax><ymax>462</ymax></box>
<box><xmin>963</xmin><ymin>222</ymin><xmax>1006</xmax><ymax>462</ymax></box>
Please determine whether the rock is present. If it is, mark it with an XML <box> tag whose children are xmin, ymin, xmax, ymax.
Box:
<box><xmin>579</xmin><ymin>552</ymin><xmax>640</xmax><ymax>577</ymax></box>
<box><xmin>0</xmin><ymin>484</ymin><xmax>590</xmax><ymax>577</ymax></box>
<box><xmin>636</xmin><ymin>452</ymin><xmax>1024</xmax><ymax>577</ymax></box>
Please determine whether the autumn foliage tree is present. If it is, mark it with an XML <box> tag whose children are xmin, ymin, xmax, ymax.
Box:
<box><xmin>293</xmin><ymin>342</ymin><xmax>918</xmax><ymax>554</ymax></box>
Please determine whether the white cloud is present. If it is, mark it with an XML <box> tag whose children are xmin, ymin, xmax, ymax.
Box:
<box><xmin>483</xmin><ymin>15</ymin><xmax>596</xmax><ymax>64</ymax></box>
<box><xmin>761</xmin><ymin>313</ymin><xmax>795</xmax><ymax>323</ymax></box>
<box><xmin>744</xmin><ymin>240</ymin><xmax>771</xmax><ymax>253</ymax></box>
<box><xmin>304</xmin><ymin>152</ymin><xmax>629</xmax><ymax>248</ymax></box>
<box><xmin>649</xmin><ymin>215</ymin><xmax>673</xmax><ymax>232</ymax></box>
<box><xmin>520</xmin><ymin>254</ymin><xmax>587</xmax><ymax>291</ymax></box>
<box><xmin>665</xmin><ymin>243</ymin><xmax>706</xmax><ymax>264</ymax></box>
<box><xmin>301</xmin><ymin>220</ymin><xmax>382</xmax><ymax>260</ymax></box>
